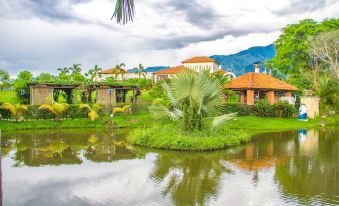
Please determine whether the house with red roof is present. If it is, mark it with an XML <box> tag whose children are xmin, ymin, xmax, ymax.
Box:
<box><xmin>153</xmin><ymin>56</ymin><xmax>222</xmax><ymax>82</ymax></box>
<box><xmin>224</xmin><ymin>63</ymin><xmax>298</xmax><ymax>105</ymax></box>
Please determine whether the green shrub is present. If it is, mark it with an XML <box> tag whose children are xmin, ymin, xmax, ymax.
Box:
<box><xmin>128</xmin><ymin>123</ymin><xmax>250</xmax><ymax>151</ymax></box>
<box><xmin>252</xmin><ymin>101</ymin><xmax>272</xmax><ymax>117</ymax></box>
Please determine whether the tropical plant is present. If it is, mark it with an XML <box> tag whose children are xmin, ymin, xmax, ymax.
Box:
<box><xmin>0</xmin><ymin>103</ymin><xmax>28</xmax><ymax>121</ymax></box>
<box><xmin>112</xmin><ymin>63</ymin><xmax>126</xmax><ymax>80</ymax></box>
<box><xmin>70</xmin><ymin>64</ymin><xmax>82</xmax><ymax>74</ymax></box>
<box><xmin>134</xmin><ymin>64</ymin><xmax>147</xmax><ymax>78</ymax></box>
<box><xmin>149</xmin><ymin>71</ymin><xmax>236</xmax><ymax>131</ymax></box>
<box><xmin>12</xmin><ymin>71</ymin><xmax>32</xmax><ymax>104</ymax></box>
<box><xmin>113</xmin><ymin>104</ymin><xmax>131</xmax><ymax>114</ymax></box>
<box><xmin>38</xmin><ymin>102</ymin><xmax>69</xmax><ymax>121</ymax></box>
<box><xmin>85</xmin><ymin>65</ymin><xmax>103</xmax><ymax>82</ymax></box>
<box><xmin>79</xmin><ymin>103</ymin><xmax>101</xmax><ymax>121</ymax></box>
<box><xmin>0</xmin><ymin>69</ymin><xmax>10</xmax><ymax>90</ymax></box>
<box><xmin>112</xmin><ymin>0</ymin><xmax>135</xmax><ymax>25</ymax></box>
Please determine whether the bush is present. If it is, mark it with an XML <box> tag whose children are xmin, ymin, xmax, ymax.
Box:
<box><xmin>223</xmin><ymin>101</ymin><xmax>296</xmax><ymax>118</ymax></box>
<box><xmin>128</xmin><ymin>123</ymin><xmax>250</xmax><ymax>151</ymax></box>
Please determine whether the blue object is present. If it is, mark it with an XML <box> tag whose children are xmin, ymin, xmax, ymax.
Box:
<box><xmin>298</xmin><ymin>104</ymin><xmax>307</xmax><ymax>121</ymax></box>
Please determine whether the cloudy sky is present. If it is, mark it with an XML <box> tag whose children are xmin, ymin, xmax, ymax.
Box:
<box><xmin>0</xmin><ymin>0</ymin><xmax>338</xmax><ymax>76</ymax></box>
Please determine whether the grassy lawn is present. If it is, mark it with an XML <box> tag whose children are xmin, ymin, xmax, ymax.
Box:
<box><xmin>0</xmin><ymin>90</ymin><xmax>19</xmax><ymax>104</ymax></box>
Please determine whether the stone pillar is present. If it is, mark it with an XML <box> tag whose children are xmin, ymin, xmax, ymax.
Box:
<box><xmin>96</xmin><ymin>86</ymin><xmax>116</xmax><ymax>105</ymax></box>
<box><xmin>267</xmin><ymin>90</ymin><xmax>275</xmax><ymax>105</ymax></box>
<box><xmin>300</xmin><ymin>96</ymin><xmax>320</xmax><ymax>119</ymax></box>
<box><xmin>285</xmin><ymin>91</ymin><xmax>292</xmax><ymax>97</ymax></box>
<box><xmin>240</xmin><ymin>91</ymin><xmax>246</xmax><ymax>104</ymax></box>
<box><xmin>30</xmin><ymin>86</ymin><xmax>53</xmax><ymax>105</ymax></box>
<box><xmin>246</xmin><ymin>90</ymin><xmax>254</xmax><ymax>105</ymax></box>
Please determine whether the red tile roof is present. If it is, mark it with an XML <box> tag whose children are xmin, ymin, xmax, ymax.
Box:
<box><xmin>224</xmin><ymin>72</ymin><xmax>298</xmax><ymax>91</ymax></box>
<box><xmin>152</xmin><ymin>66</ymin><xmax>185</xmax><ymax>75</ymax></box>
<box><xmin>181</xmin><ymin>56</ymin><xmax>217</xmax><ymax>64</ymax></box>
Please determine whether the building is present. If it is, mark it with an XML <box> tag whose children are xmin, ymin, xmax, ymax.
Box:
<box><xmin>99</xmin><ymin>67</ymin><xmax>130</xmax><ymax>81</ymax></box>
<box><xmin>224</xmin><ymin>63</ymin><xmax>298</xmax><ymax>105</ymax></box>
<box><xmin>152</xmin><ymin>56</ymin><xmax>223</xmax><ymax>82</ymax></box>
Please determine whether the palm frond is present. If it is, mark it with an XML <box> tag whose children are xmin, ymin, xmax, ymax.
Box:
<box><xmin>39</xmin><ymin>104</ymin><xmax>57</xmax><ymax>115</ymax></box>
<box><xmin>212</xmin><ymin>113</ymin><xmax>237</xmax><ymax>129</ymax></box>
<box><xmin>112</xmin><ymin>0</ymin><xmax>135</xmax><ymax>25</ymax></box>
<box><xmin>149</xmin><ymin>105</ymin><xmax>182</xmax><ymax>121</ymax></box>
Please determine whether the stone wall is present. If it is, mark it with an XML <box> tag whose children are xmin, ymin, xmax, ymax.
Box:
<box><xmin>300</xmin><ymin>96</ymin><xmax>320</xmax><ymax>119</ymax></box>
<box><xmin>30</xmin><ymin>86</ymin><xmax>53</xmax><ymax>105</ymax></box>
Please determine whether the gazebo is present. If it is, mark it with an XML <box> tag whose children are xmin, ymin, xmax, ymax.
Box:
<box><xmin>224</xmin><ymin>72</ymin><xmax>298</xmax><ymax>105</ymax></box>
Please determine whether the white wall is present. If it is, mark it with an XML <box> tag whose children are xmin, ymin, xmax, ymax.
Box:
<box><xmin>183</xmin><ymin>62</ymin><xmax>219</xmax><ymax>73</ymax></box>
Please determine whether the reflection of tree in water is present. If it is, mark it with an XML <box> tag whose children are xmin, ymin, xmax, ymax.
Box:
<box><xmin>275</xmin><ymin>128</ymin><xmax>338</xmax><ymax>205</ymax></box>
<box><xmin>150</xmin><ymin>152</ymin><xmax>225</xmax><ymax>206</ymax></box>
<box><xmin>1</xmin><ymin>129</ymin><xmax>142</xmax><ymax>166</ymax></box>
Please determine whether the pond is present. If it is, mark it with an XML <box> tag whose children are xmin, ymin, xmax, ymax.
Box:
<box><xmin>1</xmin><ymin>128</ymin><xmax>338</xmax><ymax>206</ymax></box>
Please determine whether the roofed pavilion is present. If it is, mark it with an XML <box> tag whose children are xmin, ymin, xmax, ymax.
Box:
<box><xmin>224</xmin><ymin>72</ymin><xmax>298</xmax><ymax>105</ymax></box>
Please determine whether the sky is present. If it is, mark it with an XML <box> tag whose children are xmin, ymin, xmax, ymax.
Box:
<box><xmin>0</xmin><ymin>0</ymin><xmax>338</xmax><ymax>76</ymax></box>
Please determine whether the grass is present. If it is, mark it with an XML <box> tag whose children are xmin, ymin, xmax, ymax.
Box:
<box><xmin>127</xmin><ymin>123</ymin><xmax>251</xmax><ymax>151</ymax></box>
<box><xmin>0</xmin><ymin>90</ymin><xmax>19</xmax><ymax>104</ymax></box>
<box><xmin>0</xmin><ymin>113</ymin><xmax>152</xmax><ymax>131</ymax></box>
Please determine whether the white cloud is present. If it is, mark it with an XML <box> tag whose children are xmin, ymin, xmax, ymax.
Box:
<box><xmin>0</xmin><ymin>0</ymin><xmax>338</xmax><ymax>76</ymax></box>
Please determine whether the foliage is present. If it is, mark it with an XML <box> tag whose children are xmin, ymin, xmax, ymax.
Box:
<box><xmin>111</xmin><ymin>63</ymin><xmax>126</xmax><ymax>79</ymax></box>
<box><xmin>268</xmin><ymin>18</ymin><xmax>339</xmax><ymax>75</ymax></box>
<box><xmin>127</xmin><ymin>123</ymin><xmax>250</xmax><ymax>151</ymax></box>
<box><xmin>0</xmin><ymin>103</ymin><xmax>28</xmax><ymax>121</ymax></box>
<box><xmin>79</xmin><ymin>103</ymin><xmax>101</xmax><ymax>121</ymax></box>
<box><xmin>319</xmin><ymin>78</ymin><xmax>339</xmax><ymax>112</ymax></box>
<box><xmin>13</xmin><ymin>71</ymin><xmax>32</xmax><ymax>104</ymax></box>
<box><xmin>133</xmin><ymin>63</ymin><xmax>147</xmax><ymax>78</ymax></box>
<box><xmin>113</xmin><ymin>104</ymin><xmax>131</xmax><ymax>114</ymax></box>
<box><xmin>85</xmin><ymin>65</ymin><xmax>102</xmax><ymax>82</ymax></box>
<box><xmin>124</xmin><ymin>78</ymin><xmax>152</xmax><ymax>89</ymax></box>
<box><xmin>35</xmin><ymin>73</ymin><xmax>55</xmax><ymax>83</ymax></box>
<box><xmin>149</xmin><ymin>71</ymin><xmax>234</xmax><ymax>131</ymax></box>
<box><xmin>0</xmin><ymin>91</ymin><xmax>19</xmax><ymax>104</ymax></box>
<box><xmin>112</xmin><ymin>0</ymin><xmax>135</xmax><ymax>25</ymax></box>
<box><xmin>39</xmin><ymin>102</ymin><xmax>69</xmax><ymax>121</ymax></box>
<box><xmin>0</xmin><ymin>69</ymin><xmax>10</xmax><ymax>90</ymax></box>
<box><xmin>149</xmin><ymin>78</ymin><xmax>170</xmax><ymax>98</ymax></box>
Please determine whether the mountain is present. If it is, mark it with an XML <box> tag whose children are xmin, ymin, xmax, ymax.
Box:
<box><xmin>210</xmin><ymin>44</ymin><xmax>275</xmax><ymax>76</ymax></box>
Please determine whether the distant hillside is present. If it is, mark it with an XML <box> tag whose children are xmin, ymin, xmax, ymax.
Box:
<box><xmin>210</xmin><ymin>44</ymin><xmax>275</xmax><ymax>76</ymax></box>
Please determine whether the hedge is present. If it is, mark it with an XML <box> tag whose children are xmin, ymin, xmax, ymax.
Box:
<box><xmin>222</xmin><ymin>101</ymin><xmax>296</xmax><ymax>118</ymax></box>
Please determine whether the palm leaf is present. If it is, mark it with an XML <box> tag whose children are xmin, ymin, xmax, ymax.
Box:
<box><xmin>212</xmin><ymin>113</ymin><xmax>237</xmax><ymax>129</ymax></box>
<box><xmin>112</xmin><ymin>0</ymin><xmax>135</xmax><ymax>25</ymax></box>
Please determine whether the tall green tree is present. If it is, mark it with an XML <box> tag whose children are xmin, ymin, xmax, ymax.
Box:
<box><xmin>112</xmin><ymin>63</ymin><xmax>126</xmax><ymax>80</ymax></box>
<box><xmin>36</xmin><ymin>73</ymin><xmax>55</xmax><ymax>83</ymax></box>
<box><xmin>0</xmin><ymin>69</ymin><xmax>10</xmax><ymax>90</ymax></box>
<box><xmin>268</xmin><ymin>18</ymin><xmax>339</xmax><ymax>75</ymax></box>
<box><xmin>134</xmin><ymin>63</ymin><xmax>147</xmax><ymax>78</ymax></box>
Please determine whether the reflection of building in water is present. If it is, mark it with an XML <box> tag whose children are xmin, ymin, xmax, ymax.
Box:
<box><xmin>298</xmin><ymin>129</ymin><xmax>319</xmax><ymax>155</ymax></box>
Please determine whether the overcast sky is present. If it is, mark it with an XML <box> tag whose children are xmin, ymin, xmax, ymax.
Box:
<box><xmin>0</xmin><ymin>0</ymin><xmax>338</xmax><ymax>76</ymax></box>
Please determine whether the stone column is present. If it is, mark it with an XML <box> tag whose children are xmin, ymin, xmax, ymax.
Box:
<box><xmin>96</xmin><ymin>86</ymin><xmax>116</xmax><ymax>105</ymax></box>
<box><xmin>267</xmin><ymin>90</ymin><xmax>275</xmax><ymax>105</ymax></box>
<box><xmin>246</xmin><ymin>90</ymin><xmax>254</xmax><ymax>105</ymax></box>
<box><xmin>285</xmin><ymin>91</ymin><xmax>292</xmax><ymax>97</ymax></box>
<box><xmin>30</xmin><ymin>86</ymin><xmax>53</xmax><ymax>105</ymax></box>
<box><xmin>300</xmin><ymin>96</ymin><xmax>320</xmax><ymax>119</ymax></box>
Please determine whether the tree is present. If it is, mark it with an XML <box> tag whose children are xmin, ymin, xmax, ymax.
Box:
<box><xmin>134</xmin><ymin>64</ymin><xmax>147</xmax><ymax>78</ymax></box>
<box><xmin>112</xmin><ymin>63</ymin><xmax>126</xmax><ymax>80</ymax></box>
<box><xmin>268</xmin><ymin>18</ymin><xmax>339</xmax><ymax>75</ymax></box>
<box><xmin>0</xmin><ymin>69</ymin><xmax>10</xmax><ymax>90</ymax></box>
<box><xmin>149</xmin><ymin>71</ymin><xmax>235</xmax><ymax>131</ymax></box>
<box><xmin>85</xmin><ymin>65</ymin><xmax>103</xmax><ymax>82</ymax></box>
<box><xmin>308</xmin><ymin>30</ymin><xmax>339</xmax><ymax>79</ymax></box>
<box><xmin>112</xmin><ymin>0</ymin><xmax>135</xmax><ymax>25</ymax></box>
<box><xmin>0</xmin><ymin>103</ymin><xmax>28</xmax><ymax>121</ymax></box>
<box><xmin>36</xmin><ymin>73</ymin><xmax>55</xmax><ymax>83</ymax></box>
<box><xmin>38</xmin><ymin>102</ymin><xmax>69</xmax><ymax>121</ymax></box>
<box><xmin>13</xmin><ymin>71</ymin><xmax>32</xmax><ymax>104</ymax></box>
<box><xmin>79</xmin><ymin>104</ymin><xmax>101</xmax><ymax>121</ymax></box>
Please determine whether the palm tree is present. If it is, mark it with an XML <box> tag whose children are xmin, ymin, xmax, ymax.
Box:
<box><xmin>85</xmin><ymin>65</ymin><xmax>103</xmax><ymax>82</ymax></box>
<box><xmin>134</xmin><ymin>63</ymin><xmax>147</xmax><ymax>78</ymax></box>
<box><xmin>149</xmin><ymin>71</ymin><xmax>236</xmax><ymax>131</ymax></box>
<box><xmin>0</xmin><ymin>103</ymin><xmax>28</xmax><ymax>121</ymax></box>
<box><xmin>112</xmin><ymin>63</ymin><xmax>126</xmax><ymax>80</ymax></box>
<box><xmin>79</xmin><ymin>104</ymin><xmax>101</xmax><ymax>121</ymax></box>
<box><xmin>112</xmin><ymin>0</ymin><xmax>135</xmax><ymax>25</ymax></box>
<box><xmin>70</xmin><ymin>64</ymin><xmax>82</xmax><ymax>74</ymax></box>
<box><xmin>57</xmin><ymin>67</ymin><xmax>70</xmax><ymax>75</ymax></box>
<box><xmin>38</xmin><ymin>102</ymin><xmax>69</xmax><ymax>121</ymax></box>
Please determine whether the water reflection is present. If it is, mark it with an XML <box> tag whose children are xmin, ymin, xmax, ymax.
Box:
<box><xmin>1</xmin><ymin>128</ymin><xmax>338</xmax><ymax>206</ymax></box>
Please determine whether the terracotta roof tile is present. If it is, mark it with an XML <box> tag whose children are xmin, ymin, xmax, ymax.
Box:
<box><xmin>181</xmin><ymin>56</ymin><xmax>217</xmax><ymax>64</ymax></box>
<box><xmin>152</xmin><ymin>66</ymin><xmax>185</xmax><ymax>75</ymax></box>
<box><xmin>224</xmin><ymin>72</ymin><xmax>298</xmax><ymax>91</ymax></box>
<box><xmin>100</xmin><ymin>68</ymin><xmax>129</xmax><ymax>74</ymax></box>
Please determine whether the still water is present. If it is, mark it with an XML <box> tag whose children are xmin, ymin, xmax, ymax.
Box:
<box><xmin>1</xmin><ymin>128</ymin><xmax>338</xmax><ymax>206</ymax></box>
